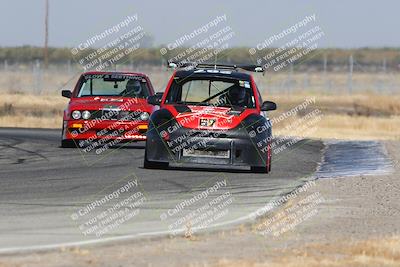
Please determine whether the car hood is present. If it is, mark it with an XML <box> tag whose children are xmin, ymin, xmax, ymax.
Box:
<box><xmin>68</xmin><ymin>96</ymin><xmax>151</xmax><ymax>111</ymax></box>
<box><xmin>165</xmin><ymin>104</ymin><xmax>257</xmax><ymax>130</ymax></box>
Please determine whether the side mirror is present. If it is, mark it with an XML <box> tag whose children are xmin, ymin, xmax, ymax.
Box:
<box><xmin>260</xmin><ymin>101</ymin><xmax>277</xmax><ymax>111</ymax></box>
<box><xmin>61</xmin><ymin>90</ymin><xmax>72</xmax><ymax>98</ymax></box>
<box><xmin>147</xmin><ymin>92</ymin><xmax>163</xmax><ymax>106</ymax></box>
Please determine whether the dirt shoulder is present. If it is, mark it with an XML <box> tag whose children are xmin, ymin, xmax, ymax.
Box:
<box><xmin>1</xmin><ymin>141</ymin><xmax>399</xmax><ymax>267</ymax></box>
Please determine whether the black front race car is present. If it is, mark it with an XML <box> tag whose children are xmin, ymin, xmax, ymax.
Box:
<box><xmin>144</xmin><ymin>63</ymin><xmax>277</xmax><ymax>173</ymax></box>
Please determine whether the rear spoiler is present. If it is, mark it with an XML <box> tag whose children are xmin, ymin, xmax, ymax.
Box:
<box><xmin>168</xmin><ymin>62</ymin><xmax>265</xmax><ymax>73</ymax></box>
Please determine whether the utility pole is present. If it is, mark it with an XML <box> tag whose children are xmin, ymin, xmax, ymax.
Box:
<box><xmin>323</xmin><ymin>53</ymin><xmax>327</xmax><ymax>93</ymax></box>
<box><xmin>348</xmin><ymin>54</ymin><xmax>353</xmax><ymax>94</ymax></box>
<box><xmin>44</xmin><ymin>0</ymin><xmax>49</xmax><ymax>69</ymax></box>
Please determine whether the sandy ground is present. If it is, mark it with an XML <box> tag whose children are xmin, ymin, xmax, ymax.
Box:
<box><xmin>0</xmin><ymin>141</ymin><xmax>399</xmax><ymax>266</ymax></box>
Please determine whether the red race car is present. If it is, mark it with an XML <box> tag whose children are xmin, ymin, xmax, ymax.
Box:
<box><xmin>61</xmin><ymin>71</ymin><xmax>156</xmax><ymax>148</ymax></box>
<box><xmin>144</xmin><ymin>63</ymin><xmax>277</xmax><ymax>173</ymax></box>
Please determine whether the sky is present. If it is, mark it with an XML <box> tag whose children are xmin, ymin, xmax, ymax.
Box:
<box><xmin>0</xmin><ymin>0</ymin><xmax>398</xmax><ymax>48</ymax></box>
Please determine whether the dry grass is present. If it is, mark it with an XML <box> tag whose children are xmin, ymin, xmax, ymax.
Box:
<box><xmin>0</xmin><ymin>93</ymin><xmax>67</xmax><ymax>110</ymax></box>
<box><xmin>301</xmin><ymin>115</ymin><xmax>400</xmax><ymax>140</ymax></box>
<box><xmin>273</xmin><ymin>114</ymin><xmax>400</xmax><ymax>140</ymax></box>
<box><xmin>0</xmin><ymin>93</ymin><xmax>67</xmax><ymax>128</ymax></box>
<box><xmin>0</xmin><ymin>115</ymin><xmax>62</xmax><ymax>128</ymax></box>
<box><xmin>268</xmin><ymin>94</ymin><xmax>400</xmax><ymax>116</ymax></box>
<box><xmin>267</xmin><ymin>93</ymin><xmax>400</xmax><ymax>140</ymax></box>
<box><xmin>1</xmin><ymin>92</ymin><xmax>400</xmax><ymax>140</ymax></box>
<box><xmin>211</xmin><ymin>236</ymin><xmax>400</xmax><ymax>267</ymax></box>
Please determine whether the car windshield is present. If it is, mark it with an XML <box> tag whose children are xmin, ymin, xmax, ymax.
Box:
<box><xmin>77</xmin><ymin>74</ymin><xmax>150</xmax><ymax>98</ymax></box>
<box><xmin>165</xmin><ymin>77</ymin><xmax>255</xmax><ymax>108</ymax></box>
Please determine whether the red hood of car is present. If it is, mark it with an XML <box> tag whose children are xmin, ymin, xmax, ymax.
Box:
<box><xmin>68</xmin><ymin>96</ymin><xmax>152</xmax><ymax>112</ymax></box>
<box><xmin>164</xmin><ymin>104</ymin><xmax>258</xmax><ymax>130</ymax></box>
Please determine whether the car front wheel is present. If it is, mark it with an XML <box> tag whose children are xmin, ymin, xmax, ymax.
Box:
<box><xmin>251</xmin><ymin>166</ymin><xmax>269</xmax><ymax>173</ymax></box>
<box><xmin>143</xmin><ymin>148</ymin><xmax>168</xmax><ymax>169</ymax></box>
<box><xmin>61</xmin><ymin>139</ymin><xmax>76</xmax><ymax>148</ymax></box>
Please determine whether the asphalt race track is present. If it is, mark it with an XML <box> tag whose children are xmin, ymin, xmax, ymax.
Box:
<box><xmin>0</xmin><ymin>128</ymin><xmax>324</xmax><ymax>252</ymax></box>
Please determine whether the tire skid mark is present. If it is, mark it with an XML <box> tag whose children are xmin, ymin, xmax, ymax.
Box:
<box><xmin>0</xmin><ymin>137</ymin><xmax>49</xmax><ymax>163</ymax></box>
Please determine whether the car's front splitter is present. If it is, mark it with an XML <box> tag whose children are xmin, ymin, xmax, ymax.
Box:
<box><xmin>146</xmin><ymin>125</ymin><xmax>270</xmax><ymax>168</ymax></box>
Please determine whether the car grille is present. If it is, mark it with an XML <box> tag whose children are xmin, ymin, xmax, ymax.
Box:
<box><xmin>189</xmin><ymin>131</ymin><xmax>228</xmax><ymax>138</ymax></box>
<box><xmin>90</xmin><ymin>110</ymin><xmax>143</xmax><ymax>121</ymax></box>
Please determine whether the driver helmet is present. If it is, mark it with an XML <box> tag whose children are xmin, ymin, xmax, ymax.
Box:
<box><xmin>227</xmin><ymin>85</ymin><xmax>246</xmax><ymax>106</ymax></box>
<box><xmin>125</xmin><ymin>79</ymin><xmax>142</xmax><ymax>96</ymax></box>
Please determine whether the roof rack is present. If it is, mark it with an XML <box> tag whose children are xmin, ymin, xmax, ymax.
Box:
<box><xmin>168</xmin><ymin>62</ymin><xmax>264</xmax><ymax>73</ymax></box>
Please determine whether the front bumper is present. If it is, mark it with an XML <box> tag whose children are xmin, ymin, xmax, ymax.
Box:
<box><xmin>146</xmin><ymin>125</ymin><xmax>270</xmax><ymax>168</ymax></box>
<box><xmin>63</xmin><ymin>120</ymin><xmax>148</xmax><ymax>141</ymax></box>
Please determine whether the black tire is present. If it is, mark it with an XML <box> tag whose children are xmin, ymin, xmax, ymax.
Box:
<box><xmin>251</xmin><ymin>166</ymin><xmax>269</xmax><ymax>173</ymax></box>
<box><xmin>60</xmin><ymin>122</ymin><xmax>76</xmax><ymax>148</ymax></box>
<box><xmin>143</xmin><ymin>149</ymin><xmax>168</xmax><ymax>169</ymax></box>
<box><xmin>61</xmin><ymin>139</ymin><xmax>76</xmax><ymax>148</ymax></box>
<box><xmin>251</xmin><ymin>148</ymin><xmax>271</xmax><ymax>173</ymax></box>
